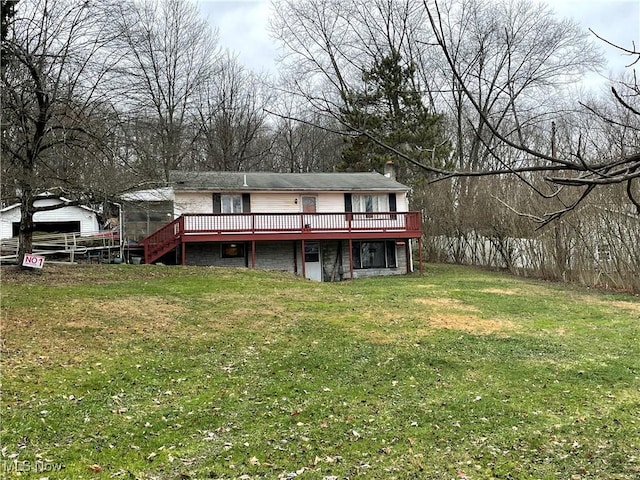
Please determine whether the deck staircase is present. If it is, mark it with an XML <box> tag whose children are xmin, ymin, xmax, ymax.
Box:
<box><xmin>141</xmin><ymin>217</ymin><xmax>183</xmax><ymax>264</ymax></box>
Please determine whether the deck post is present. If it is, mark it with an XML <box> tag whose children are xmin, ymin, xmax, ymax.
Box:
<box><xmin>301</xmin><ymin>239</ymin><xmax>306</xmax><ymax>278</ymax></box>
<box><xmin>419</xmin><ymin>236</ymin><xmax>423</xmax><ymax>274</ymax></box>
<box><xmin>348</xmin><ymin>238</ymin><xmax>354</xmax><ymax>279</ymax></box>
<box><xmin>406</xmin><ymin>241</ymin><xmax>411</xmax><ymax>274</ymax></box>
<box><xmin>181</xmin><ymin>241</ymin><xmax>186</xmax><ymax>266</ymax></box>
<box><xmin>251</xmin><ymin>240</ymin><xmax>256</xmax><ymax>268</ymax></box>
<box><xmin>293</xmin><ymin>242</ymin><xmax>298</xmax><ymax>274</ymax></box>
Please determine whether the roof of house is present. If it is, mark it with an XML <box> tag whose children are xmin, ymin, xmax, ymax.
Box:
<box><xmin>169</xmin><ymin>171</ymin><xmax>409</xmax><ymax>192</ymax></box>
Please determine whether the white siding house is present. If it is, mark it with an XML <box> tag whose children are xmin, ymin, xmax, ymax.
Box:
<box><xmin>0</xmin><ymin>197</ymin><xmax>100</xmax><ymax>240</ymax></box>
<box><xmin>136</xmin><ymin>168</ymin><xmax>423</xmax><ymax>281</ymax></box>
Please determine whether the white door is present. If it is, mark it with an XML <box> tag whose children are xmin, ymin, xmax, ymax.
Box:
<box><xmin>304</xmin><ymin>241</ymin><xmax>322</xmax><ymax>281</ymax></box>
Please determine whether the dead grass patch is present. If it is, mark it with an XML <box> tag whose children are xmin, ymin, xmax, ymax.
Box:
<box><xmin>606</xmin><ymin>300</ymin><xmax>640</xmax><ymax>315</ymax></box>
<box><xmin>2</xmin><ymin>296</ymin><xmax>193</xmax><ymax>370</ymax></box>
<box><xmin>358</xmin><ymin>329</ymin><xmax>398</xmax><ymax>345</ymax></box>
<box><xmin>335</xmin><ymin>307</ymin><xmax>515</xmax><ymax>344</ymax></box>
<box><xmin>4</xmin><ymin>296</ymin><xmax>187</xmax><ymax>339</ymax></box>
<box><xmin>480</xmin><ymin>288</ymin><xmax>521</xmax><ymax>295</ymax></box>
<box><xmin>427</xmin><ymin>313</ymin><xmax>516</xmax><ymax>335</ymax></box>
<box><xmin>78</xmin><ymin>297</ymin><xmax>186</xmax><ymax>324</ymax></box>
<box><xmin>200</xmin><ymin>293</ymin><xmax>294</xmax><ymax>329</ymax></box>
<box><xmin>414</xmin><ymin>296</ymin><xmax>480</xmax><ymax>312</ymax></box>
<box><xmin>567</xmin><ymin>294</ymin><xmax>640</xmax><ymax>315</ymax></box>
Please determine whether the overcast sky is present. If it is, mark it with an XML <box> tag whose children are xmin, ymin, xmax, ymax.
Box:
<box><xmin>195</xmin><ymin>0</ymin><xmax>639</xmax><ymax>89</ymax></box>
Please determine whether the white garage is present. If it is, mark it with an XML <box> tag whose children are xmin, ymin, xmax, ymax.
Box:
<box><xmin>0</xmin><ymin>197</ymin><xmax>100</xmax><ymax>240</ymax></box>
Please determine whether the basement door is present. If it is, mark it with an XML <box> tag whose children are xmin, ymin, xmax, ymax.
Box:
<box><xmin>304</xmin><ymin>241</ymin><xmax>322</xmax><ymax>281</ymax></box>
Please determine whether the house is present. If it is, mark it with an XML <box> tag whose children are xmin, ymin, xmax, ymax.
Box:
<box><xmin>137</xmin><ymin>166</ymin><xmax>423</xmax><ymax>281</ymax></box>
<box><xmin>0</xmin><ymin>196</ymin><xmax>100</xmax><ymax>240</ymax></box>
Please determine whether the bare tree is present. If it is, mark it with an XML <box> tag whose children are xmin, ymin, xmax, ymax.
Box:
<box><xmin>269</xmin><ymin>87</ymin><xmax>343</xmax><ymax>172</ymax></box>
<box><xmin>108</xmin><ymin>0</ymin><xmax>219</xmax><ymax>181</ymax></box>
<box><xmin>192</xmin><ymin>53</ymin><xmax>273</xmax><ymax>172</ymax></box>
<box><xmin>423</xmin><ymin>0</ymin><xmax>639</xmax><ymax>221</ymax></box>
<box><xmin>426</xmin><ymin>0</ymin><xmax>601</xmax><ymax>169</ymax></box>
<box><xmin>270</xmin><ymin>0</ymin><xmax>424</xmax><ymax>119</ymax></box>
<box><xmin>271</xmin><ymin>0</ymin><xmax>638</xmax><ymax>221</ymax></box>
<box><xmin>414</xmin><ymin>0</ymin><xmax>607</xmax><ymax>266</ymax></box>
<box><xmin>1</xmin><ymin>0</ymin><xmax>118</xmax><ymax>262</ymax></box>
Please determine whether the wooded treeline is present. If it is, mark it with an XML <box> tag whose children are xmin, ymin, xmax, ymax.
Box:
<box><xmin>1</xmin><ymin>0</ymin><xmax>638</xmax><ymax>290</ymax></box>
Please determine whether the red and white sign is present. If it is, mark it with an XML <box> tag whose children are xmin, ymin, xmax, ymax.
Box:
<box><xmin>22</xmin><ymin>254</ymin><xmax>45</xmax><ymax>269</ymax></box>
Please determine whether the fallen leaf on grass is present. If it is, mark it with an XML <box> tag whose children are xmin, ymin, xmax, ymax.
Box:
<box><xmin>87</xmin><ymin>464</ymin><xmax>102</xmax><ymax>473</ymax></box>
<box><xmin>279</xmin><ymin>468</ymin><xmax>305</xmax><ymax>479</ymax></box>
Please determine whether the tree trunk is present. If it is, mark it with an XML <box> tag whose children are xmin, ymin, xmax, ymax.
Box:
<box><xmin>17</xmin><ymin>184</ymin><xmax>35</xmax><ymax>266</ymax></box>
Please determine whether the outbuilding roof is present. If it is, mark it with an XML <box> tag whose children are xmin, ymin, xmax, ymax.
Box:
<box><xmin>0</xmin><ymin>196</ymin><xmax>98</xmax><ymax>214</ymax></box>
<box><xmin>169</xmin><ymin>171</ymin><xmax>409</xmax><ymax>192</ymax></box>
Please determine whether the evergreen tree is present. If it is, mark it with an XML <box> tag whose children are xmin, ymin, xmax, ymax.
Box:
<box><xmin>338</xmin><ymin>49</ymin><xmax>450</xmax><ymax>182</ymax></box>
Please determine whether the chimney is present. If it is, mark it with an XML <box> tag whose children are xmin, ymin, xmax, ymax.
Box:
<box><xmin>384</xmin><ymin>160</ymin><xmax>397</xmax><ymax>180</ymax></box>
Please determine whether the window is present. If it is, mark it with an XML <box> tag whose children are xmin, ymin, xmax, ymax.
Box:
<box><xmin>213</xmin><ymin>193</ymin><xmax>251</xmax><ymax>213</ymax></box>
<box><xmin>304</xmin><ymin>242</ymin><xmax>320</xmax><ymax>262</ymax></box>
<box><xmin>352</xmin><ymin>241</ymin><xmax>397</xmax><ymax>269</ymax></box>
<box><xmin>351</xmin><ymin>194</ymin><xmax>390</xmax><ymax>219</ymax></box>
<box><xmin>351</xmin><ymin>194</ymin><xmax>389</xmax><ymax>213</ymax></box>
<box><xmin>221</xmin><ymin>243</ymin><xmax>245</xmax><ymax>258</ymax></box>
<box><xmin>221</xmin><ymin>194</ymin><xmax>242</xmax><ymax>213</ymax></box>
<box><xmin>345</xmin><ymin>193</ymin><xmax>397</xmax><ymax>219</ymax></box>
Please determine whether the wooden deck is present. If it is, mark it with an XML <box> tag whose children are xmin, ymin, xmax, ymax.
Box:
<box><xmin>142</xmin><ymin>212</ymin><xmax>422</xmax><ymax>264</ymax></box>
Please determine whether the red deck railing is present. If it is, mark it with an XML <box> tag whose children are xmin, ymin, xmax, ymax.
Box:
<box><xmin>142</xmin><ymin>212</ymin><xmax>421</xmax><ymax>264</ymax></box>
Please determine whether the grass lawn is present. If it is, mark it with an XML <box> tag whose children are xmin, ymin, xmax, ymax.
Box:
<box><xmin>1</xmin><ymin>263</ymin><xmax>639</xmax><ymax>479</ymax></box>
